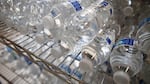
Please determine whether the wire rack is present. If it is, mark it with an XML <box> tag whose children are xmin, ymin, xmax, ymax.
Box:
<box><xmin>1</xmin><ymin>18</ymin><xmax>150</xmax><ymax>84</ymax></box>
<box><xmin>0</xmin><ymin>20</ymin><xmax>89</xmax><ymax>84</ymax></box>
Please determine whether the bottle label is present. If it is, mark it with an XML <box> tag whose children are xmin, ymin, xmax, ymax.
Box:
<box><xmin>113</xmin><ymin>38</ymin><xmax>135</xmax><ymax>48</ymax></box>
<box><xmin>106</xmin><ymin>37</ymin><xmax>112</xmax><ymax>44</ymax></box>
<box><xmin>94</xmin><ymin>37</ymin><xmax>112</xmax><ymax>45</ymax></box>
<box><xmin>60</xmin><ymin>64</ymin><xmax>83</xmax><ymax>79</ymax></box>
<box><xmin>100</xmin><ymin>1</ymin><xmax>109</xmax><ymax>7</ymax></box>
<box><xmin>69</xmin><ymin>0</ymin><xmax>82</xmax><ymax>11</ymax></box>
<box><xmin>73</xmin><ymin>70</ymin><xmax>82</xmax><ymax>79</ymax></box>
<box><xmin>110</xmin><ymin>9</ymin><xmax>113</xmax><ymax>15</ymax></box>
<box><xmin>60</xmin><ymin>64</ymin><xmax>72</xmax><ymax>74</ymax></box>
<box><xmin>138</xmin><ymin>17</ymin><xmax>150</xmax><ymax>28</ymax></box>
<box><xmin>6</xmin><ymin>47</ymin><xmax>13</xmax><ymax>53</ymax></box>
<box><xmin>51</xmin><ymin>9</ymin><xmax>57</xmax><ymax>17</ymax></box>
<box><xmin>24</xmin><ymin>56</ymin><xmax>32</xmax><ymax>65</ymax></box>
<box><xmin>6</xmin><ymin>46</ymin><xmax>18</xmax><ymax>59</ymax></box>
<box><xmin>70</xmin><ymin>52</ymin><xmax>82</xmax><ymax>61</ymax></box>
<box><xmin>100</xmin><ymin>1</ymin><xmax>113</xmax><ymax>15</ymax></box>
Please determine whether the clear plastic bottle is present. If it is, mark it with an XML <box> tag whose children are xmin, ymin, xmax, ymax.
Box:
<box><xmin>13</xmin><ymin>57</ymin><xmax>32</xmax><ymax>75</ymax></box>
<box><xmin>64</xmin><ymin>0</ymin><xmax>113</xmax><ymax>41</ymax></box>
<box><xmin>136</xmin><ymin>5</ymin><xmax>150</xmax><ymax>56</ymax></box>
<box><xmin>0</xmin><ymin>0</ymin><xmax>17</xmax><ymax>26</ymax></box>
<box><xmin>79</xmin><ymin>26</ymin><xmax>117</xmax><ymax>72</ymax></box>
<box><xmin>50</xmin><ymin>1</ymin><xmax>113</xmax><ymax>58</ymax></box>
<box><xmin>42</xmin><ymin>0</ymin><xmax>98</xmax><ymax>39</ymax></box>
<box><xmin>38</xmin><ymin>70</ymin><xmax>57</xmax><ymax>84</ymax></box>
<box><xmin>112</xmin><ymin>0</ymin><xmax>134</xmax><ymax>16</ymax></box>
<box><xmin>23</xmin><ymin>63</ymin><xmax>41</xmax><ymax>79</ymax></box>
<box><xmin>0</xmin><ymin>51</ymin><xmax>13</xmax><ymax>63</ymax></box>
<box><xmin>110</xmin><ymin>38</ymin><xmax>143</xmax><ymax>84</ymax></box>
<box><xmin>2</xmin><ymin>47</ymin><xmax>19</xmax><ymax>63</ymax></box>
<box><xmin>14</xmin><ymin>57</ymin><xmax>28</xmax><ymax>70</ymax></box>
<box><xmin>0</xmin><ymin>0</ymin><xmax>67</xmax><ymax>34</ymax></box>
<box><xmin>13</xmin><ymin>0</ymin><xmax>54</xmax><ymax>34</ymax></box>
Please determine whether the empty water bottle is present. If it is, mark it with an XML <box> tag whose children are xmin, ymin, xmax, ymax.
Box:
<box><xmin>79</xmin><ymin>27</ymin><xmax>116</xmax><ymax>72</ymax></box>
<box><xmin>23</xmin><ymin>64</ymin><xmax>41</xmax><ymax>79</ymax></box>
<box><xmin>0</xmin><ymin>51</ymin><xmax>12</xmax><ymax>63</ymax></box>
<box><xmin>14</xmin><ymin>57</ymin><xmax>28</xmax><ymax>70</ymax></box>
<box><xmin>42</xmin><ymin>0</ymin><xmax>97</xmax><ymax>35</ymax></box>
<box><xmin>0</xmin><ymin>0</ymin><xmax>67</xmax><ymax>35</ymax></box>
<box><xmin>50</xmin><ymin>1</ymin><xmax>113</xmax><ymax>58</ymax></box>
<box><xmin>112</xmin><ymin>0</ymin><xmax>134</xmax><ymax>16</ymax></box>
<box><xmin>38</xmin><ymin>70</ymin><xmax>57</xmax><ymax>84</ymax></box>
<box><xmin>136</xmin><ymin>6</ymin><xmax>150</xmax><ymax>56</ymax></box>
<box><xmin>110</xmin><ymin>38</ymin><xmax>143</xmax><ymax>84</ymax></box>
<box><xmin>2</xmin><ymin>48</ymin><xmax>18</xmax><ymax>63</ymax></box>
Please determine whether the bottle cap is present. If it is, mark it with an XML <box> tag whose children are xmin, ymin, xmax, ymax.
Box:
<box><xmin>123</xmin><ymin>6</ymin><xmax>133</xmax><ymax>16</ymax></box>
<box><xmin>51</xmin><ymin>47</ymin><xmax>62</xmax><ymax>58</ymax></box>
<box><xmin>51</xmin><ymin>44</ymin><xmax>69</xmax><ymax>58</ymax></box>
<box><xmin>42</xmin><ymin>15</ymin><xmax>54</xmax><ymax>30</ymax></box>
<box><xmin>79</xmin><ymin>58</ymin><xmax>93</xmax><ymax>73</ymax></box>
<box><xmin>113</xmin><ymin>71</ymin><xmax>130</xmax><ymax>84</ymax></box>
<box><xmin>35</xmin><ymin>33</ymin><xmax>45</xmax><ymax>44</ymax></box>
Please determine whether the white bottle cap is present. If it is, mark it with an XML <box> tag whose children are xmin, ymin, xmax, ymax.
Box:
<box><xmin>42</xmin><ymin>15</ymin><xmax>54</xmax><ymax>30</ymax></box>
<box><xmin>79</xmin><ymin>58</ymin><xmax>93</xmax><ymax>73</ymax></box>
<box><xmin>113</xmin><ymin>71</ymin><xmax>130</xmax><ymax>84</ymax></box>
<box><xmin>51</xmin><ymin>46</ymin><xmax>64</xmax><ymax>58</ymax></box>
<box><xmin>35</xmin><ymin>33</ymin><xmax>45</xmax><ymax>44</ymax></box>
<box><xmin>123</xmin><ymin>6</ymin><xmax>133</xmax><ymax>16</ymax></box>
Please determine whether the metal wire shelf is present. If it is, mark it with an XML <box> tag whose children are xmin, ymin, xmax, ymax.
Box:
<box><xmin>0</xmin><ymin>18</ymin><xmax>149</xmax><ymax>84</ymax></box>
<box><xmin>0</xmin><ymin>20</ymin><xmax>88</xmax><ymax>84</ymax></box>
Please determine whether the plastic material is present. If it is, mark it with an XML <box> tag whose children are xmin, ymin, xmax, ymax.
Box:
<box><xmin>113</xmin><ymin>71</ymin><xmax>130</xmax><ymax>84</ymax></box>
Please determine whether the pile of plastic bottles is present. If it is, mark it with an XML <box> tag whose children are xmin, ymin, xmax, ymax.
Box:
<box><xmin>0</xmin><ymin>0</ymin><xmax>150</xmax><ymax>84</ymax></box>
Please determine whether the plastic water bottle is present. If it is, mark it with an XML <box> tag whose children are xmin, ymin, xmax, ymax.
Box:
<box><xmin>91</xmin><ymin>72</ymin><xmax>114</xmax><ymax>84</ymax></box>
<box><xmin>64</xmin><ymin>0</ymin><xmax>113</xmax><ymax>43</ymax></box>
<box><xmin>0</xmin><ymin>51</ymin><xmax>12</xmax><ymax>63</ymax></box>
<box><xmin>13</xmin><ymin>0</ymin><xmax>53</xmax><ymax>34</ymax></box>
<box><xmin>2</xmin><ymin>48</ymin><xmax>18</xmax><ymax>63</ymax></box>
<box><xmin>0</xmin><ymin>0</ymin><xmax>17</xmax><ymax>26</ymax></box>
<box><xmin>110</xmin><ymin>38</ymin><xmax>143</xmax><ymax>84</ymax></box>
<box><xmin>13</xmin><ymin>57</ymin><xmax>32</xmax><ymax>76</ymax></box>
<box><xmin>14</xmin><ymin>57</ymin><xmax>28</xmax><ymax>70</ymax></box>
<box><xmin>38</xmin><ymin>70</ymin><xmax>57</xmax><ymax>84</ymax></box>
<box><xmin>136</xmin><ymin>6</ymin><xmax>150</xmax><ymax>56</ymax></box>
<box><xmin>42</xmin><ymin>0</ymin><xmax>97</xmax><ymax>39</ymax></box>
<box><xmin>0</xmin><ymin>0</ymin><xmax>66</xmax><ymax>34</ymax></box>
<box><xmin>112</xmin><ymin>0</ymin><xmax>134</xmax><ymax>16</ymax></box>
<box><xmin>79</xmin><ymin>27</ymin><xmax>116</xmax><ymax>72</ymax></box>
<box><xmin>23</xmin><ymin>64</ymin><xmax>41</xmax><ymax>79</ymax></box>
<box><xmin>50</xmin><ymin>1</ymin><xmax>113</xmax><ymax>58</ymax></box>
